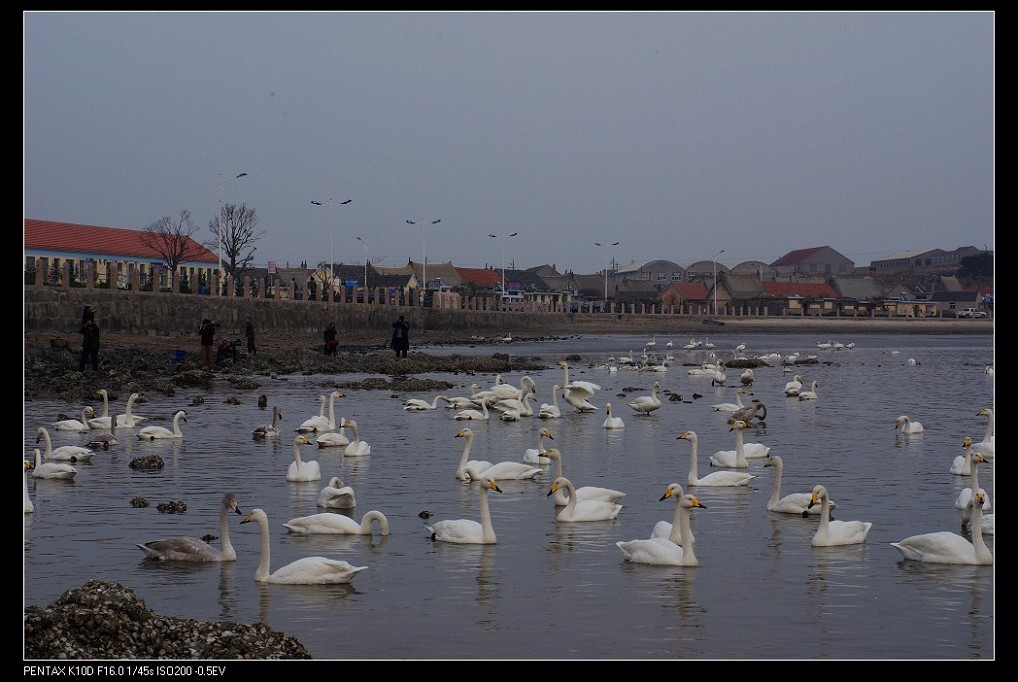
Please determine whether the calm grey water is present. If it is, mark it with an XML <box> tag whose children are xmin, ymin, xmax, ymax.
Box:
<box><xmin>23</xmin><ymin>332</ymin><xmax>995</xmax><ymax>660</ymax></box>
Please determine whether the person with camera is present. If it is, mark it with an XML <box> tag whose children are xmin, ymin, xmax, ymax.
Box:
<box><xmin>199</xmin><ymin>318</ymin><xmax>217</xmax><ymax>370</ymax></box>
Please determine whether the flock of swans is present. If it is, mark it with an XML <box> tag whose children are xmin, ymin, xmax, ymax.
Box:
<box><xmin>25</xmin><ymin>340</ymin><xmax>994</xmax><ymax>596</ymax></box>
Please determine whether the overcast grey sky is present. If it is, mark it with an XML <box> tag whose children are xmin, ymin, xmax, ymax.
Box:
<box><xmin>24</xmin><ymin>11</ymin><xmax>994</xmax><ymax>275</ymax></box>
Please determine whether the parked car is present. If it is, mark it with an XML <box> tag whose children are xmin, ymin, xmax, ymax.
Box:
<box><xmin>956</xmin><ymin>308</ymin><xmax>987</xmax><ymax>318</ymax></box>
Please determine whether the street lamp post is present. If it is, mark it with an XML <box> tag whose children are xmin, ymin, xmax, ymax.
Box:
<box><xmin>215</xmin><ymin>172</ymin><xmax>248</xmax><ymax>293</ymax></box>
<box><xmin>356</xmin><ymin>236</ymin><xmax>369</xmax><ymax>291</ymax></box>
<box><xmin>712</xmin><ymin>249</ymin><xmax>725</xmax><ymax>316</ymax></box>
<box><xmin>488</xmin><ymin>231</ymin><xmax>519</xmax><ymax>296</ymax></box>
<box><xmin>311</xmin><ymin>198</ymin><xmax>352</xmax><ymax>294</ymax></box>
<box><xmin>594</xmin><ymin>241</ymin><xmax>620</xmax><ymax>304</ymax></box>
<box><xmin>406</xmin><ymin>219</ymin><xmax>441</xmax><ymax>304</ymax></box>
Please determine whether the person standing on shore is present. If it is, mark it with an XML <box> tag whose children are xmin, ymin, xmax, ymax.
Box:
<box><xmin>323</xmin><ymin>322</ymin><xmax>338</xmax><ymax>356</ymax></box>
<box><xmin>199</xmin><ymin>318</ymin><xmax>217</xmax><ymax>370</ymax></box>
<box><xmin>245</xmin><ymin>316</ymin><xmax>257</xmax><ymax>354</ymax></box>
<box><xmin>78</xmin><ymin>316</ymin><xmax>100</xmax><ymax>372</ymax></box>
<box><xmin>391</xmin><ymin>315</ymin><xmax>410</xmax><ymax>358</ymax></box>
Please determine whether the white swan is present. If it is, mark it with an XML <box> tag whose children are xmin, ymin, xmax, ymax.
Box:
<box><xmin>24</xmin><ymin>460</ymin><xmax>34</xmax><ymax>513</ymax></box>
<box><xmin>466</xmin><ymin>457</ymin><xmax>542</xmax><ymax>481</ymax></box>
<box><xmin>241</xmin><ymin>508</ymin><xmax>368</xmax><ymax>584</ymax></box>
<box><xmin>404</xmin><ymin>394</ymin><xmax>449</xmax><ymax>411</ymax></box>
<box><xmin>602</xmin><ymin>403</ymin><xmax>625</xmax><ymax>429</ymax></box>
<box><xmin>137</xmin><ymin>410</ymin><xmax>188</xmax><ymax>440</ymax></box>
<box><xmin>341</xmin><ymin>419</ymin><xmax>371</xmax><ymax>457</ymax></box>
<box><xmin>454</xmin><ymin>427</ymin><xmax>493</xmax><ymax>481</ymax></box>
<box><xmin>35</xmin><ymin>427</ymin><xmax>95</xmax><ymax>462</ymax></box>
<box><xmin>971</xmin><ymin>408</ymin><xmax>994</xmax><ymax>459</ymax></box>
<box><xmin>628</xmin><ymin>381</ymin><xmax>662</xmax><ymax>416</ymax></box>
<box><xmin>740</xmin><ymin>368</ymin><xmax>754</xmax><ymax>386</ymax></box>
<box><xmin>960</xmin><ymin>494</ymin><xmax>993</xmax><ymax>537</ymax></box>
<box><xmin>687</xmin><ymin>362</ymin><xmax>713</xmax><ymax>376</ymax></box>
<box><xmin>442</xmin><ymin>385</ymin><xmax>482</xmax><ymax>410</ymax></box>
<box><xmin>807</xmin><ymin>485</ymin><xmax>872</xmax><ymax>546</ymax></box>
<box><xmin>541</xmin><ymin>448</ymin><xmax>626</xmax><ymax>506</ymax></box>
<box><xmin>764</xmin><ymin>455</ymin><xmax>833</xmax><ymax>516</ymax></box>
<box><xmin>950</xmin><ymin>434</ymin><xmax>982</xmax><ymax>475</ymax></box>
<box><xmin>283</xmin><ymin>510</ymin><xmax>390</xmax><ymax>536</ymax></box>
<box><xmin>428</xmin><ymin>476</ymin><xmax>503</xmax><ymax>544</ymax></box>
<box><xmin>317</xmin><ymin>477</ymin><xmax>356</xmax><ymax>509</ymax></box>
<box><xmin>85</xmin><ymin>415</ymin><xmax>119</xmax><ymax>449</ymax></box>
<box><xmin>617</xmin><ymin>484</ymin><xmax>705</xmax><ymax>566</ymax></box>
<box><xmin>539</xmin><ymin>385</ymin><xmax>563</xmax><ymax>419</ymax></box>
<box><xmin>453</xmin><ymin>397</ymin><xmax>491</xmax><ymax>421</ymax></box>
<box><xmin>497</xmin><ymin>393</ymin><xmax>537</xmax><ymax>421</ymax></box>
<box><xmin>892</xmin><ymin>491</ymin><xmax>992</xmax><ymax>564</ymax></box>
<box><xmin>559</xmin><ymin>360</ymin><xmax>600</xmax><ymax>413</ymax></box>
<box><xmin>677</xmin><ymin>431</ymin><xmax>755</xmax><ymax>487</ymax></box>
<box><xmin>30</xmin><ymin>448</ymin><xmax>77</xmax><ymax>480</ymax></box>
<box><xmin>297</xmin><ymin>394</ymin><xmax>327</xmax><ymax>431</ymax></box>
<box><xmin>53</xmin><ymin>406</ymin><xmax>95</xmax><ymax>432</ymax></box>
<box><xmin>711</xmin><ymin>388</ymin><xmax>747</xmax><ymax>412</ymax></box>
<box><xmin>522</xmin><ymin>427</ymin><xmax>554</xmax><ymax>465</ymax></box>
<box><xmin>548</xmin><ymin>476</ymin><xmax>623</xmax><ymax>522</ymax></box>
<box><xmin>115</xmin><ymin>392</ymin><xmax>146</xmax><ymax>427</ymax></box>
<box><xmin>298</xmin><ymin>391</ymin><xmax>345</xmax><ymax>433</ymax></box>
<box><xmin>135</xmin><ymin>493</ymin><xmax>243</xmax><ymax>562</ymax></box>
<box><xmin>894</xmin><ymin>414</ymin><xmax>924</xmax><ymax>435</ymax></box>
<box><xmin>953</xmin><ymin>439</ymin><xmax>990</xmax><ymax>512</ymax></box>
<box><xmin>797</xmin><ymin>381</ymin><xmax>819</xmax><ymax>401</ymax></box>
<box><xmin>472</xmin><ymin>376</ymin><xmax>537</xmax><ymax>404</ymax></box>
<box><xmin>285</xmin><ymin>435</ymin><xmax>320</xmax><ymax>481</ymax></box>
<box><xmin>253</xmin><ymin>406</ymin><xmax>283</xmax><ymax>439</ymax></box>
<box><xmin>314</xmin><ymin>424</ymin><xmax>350</xmax><ymax>448</ymax></box>
<box><xmin>87</xmin><ymin>389</ymin><xmax>113</xmax><ymax>429</ymax></box>
<box><xmin>784</xmin><ymin>374</ymin><xmax>805</xmax><ymax>397</ymax></box>
<box><xmin>710</xmin><ymin>420</ymin><xmax>770</xmax><ymax>468</ymax></box>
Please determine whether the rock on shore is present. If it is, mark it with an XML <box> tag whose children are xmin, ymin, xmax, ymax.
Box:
<box><xmin>24</xmin><ymin>580</ymin><xmax>311</xmax><ymax>660</ymax></box>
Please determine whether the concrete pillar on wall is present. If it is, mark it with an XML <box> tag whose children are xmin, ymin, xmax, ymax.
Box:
<box><xmin>34</xmin><ymin>257</ymin><xmax>44</xmax><ymax>286</ymax></box>
<box><xmin>109</xmin><ymin>262</ymin><xmax>119</xmax><ymax>291</ymax></box>
<box><xmin>85</xmin><ymin>262</ymin><xmax>94</xmax><ymax>290</ymax></box>
<box><xmin>132</xmin><ymin>267</ymin><xmax>141</xmax><ymax>292</ymax></box>
<box><xmin>172</xmin><ymin>270</ymin><xmax>180</xmax><ymax>294</ymax></box>
<box><xmin>60</xmin><ymin>261</ymin><xmax>70</xmax><ymax>288</ymax></box>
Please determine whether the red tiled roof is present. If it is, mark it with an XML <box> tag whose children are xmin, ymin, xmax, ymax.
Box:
<box><xmin>668</xmin><ymin>281</ymin><xmax>709</xmax><ymax>299</ymax></box>
<box><xmin>770</xmin><ymin>246</ymin><xmax>829</xmax><ymax>267</ymax></box>
<box><xmin>24</xmin><ymin>218</ymin><xmax>217</xmax><ymax>264</ymax></box>
<box><xmin>762</xmin><ymin>281</ymin><xmax>838</xmax><ymax>298</ymax></box>
<box><xmin>455</xmin><ymin>267</ymin><xmax>501</xmax><ymax>288</ymax></box>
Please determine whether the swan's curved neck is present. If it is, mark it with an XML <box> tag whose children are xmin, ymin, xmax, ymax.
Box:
<box><xmin>219</xmin><ymin>500</ymin><xmax>236</xmax><ymax>560</ymax></box>
<box><xmin>734</xmin><ymin>428</ymin><xmax>748</xmax><ymax>466</ymax></box>
<box><xmin>99</xmin><ymin>391</ymin><xmax>109</xmax><ymax>417</ymax></box>
<box><xmin>560</xmin><ymin>480</ymin><xmax>578</xmax><ymax>517</ymax></box>
<box><xmin>969</xmin><ymin>501</ymin><xmax>991</xmax><ymax>562</ymax></box>
<box><xmin>678</xmin><ymin>503</ymin><xmax>696</xmax><ymax>564</ymax></box>
<box><xmin>363</xmin><ymin>511</ymin><xmax>389</xmax><ymax>535</ymax></box>
<box><xmin>767</xmin><ymin>461</ymin><xmax>783</xmax><ymax>506</ymax></box>
<box><xmin>457</xmin><ymin>433</ymin><xmax>474</xmax><ymax>480</ymax></box>
<box><xmin>327</xmin><ymin>394</ymin><xmax>339</xmax><ymax>429</ymax></box>
<box><xmin>292</xmin><ymin>442</ymin><xmax>304</xmax><ymax>465</ymax></box>
<box><xmin>254</xmin><ymin>513</ymin><xmax>271</xmax><ymax>581</ymax></box>
<box><xmin>39</xmin><ymin>429</ymin><xmax>53</xmax><ymax>455</ymax></box>
<box><xmin>686</xmin><ymin>436</ymin><xmax>700</xmax><ymax>484</ymax></box>
<box><xmin>479</xmin><ymin>486</ymin><xmax>496</xmax><ymax>543</ymax></box>
<box><xmin>172</xmin><ymin>413</ymin><xmax>184</xmax><ymax>436</ymax></box>
<box><xmin>816</xmin><ymin>494</ymin><xmax>832</xmax><ymax>538</ymax></box>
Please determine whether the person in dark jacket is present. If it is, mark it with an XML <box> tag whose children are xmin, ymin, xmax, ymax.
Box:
<box><xmin>391</xmin><ymin>315</ymin><xmax>410</xmax><ymax>358</ymax></box>
<box><xmin>245</xmin><ymin>316</ymin><xmax>257</xmax><ymax>354</ymax></box>
<box><xmin>79</xmin><ymin>317</ymin><xmax>100</xmax><ymax>371</ymax></box>
<box><xmin>323</xmin><ymin>322</ymin><xmax>338</xmax><ymax>356</ymax></box>
<box><xmin>199</xmin><ymin>318</ymin><xmax>217</xmax><ymax>370</ymax></box>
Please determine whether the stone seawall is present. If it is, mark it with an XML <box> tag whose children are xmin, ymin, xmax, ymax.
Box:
<box><xmin>23</xmin><ymin>287</ymin><xmax>993</xmax><ymax>341</ymax></box>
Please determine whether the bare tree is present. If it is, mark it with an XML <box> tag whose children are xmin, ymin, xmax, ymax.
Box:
<box><xmin>140</xmin><ymin>210</ymin><xmax>205</xmax><ymax>273</ymax></box>
<box><xmin>207</xmin><ymin>203</ymin><xmax>263</xmax><ymax>281</ymax></box>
